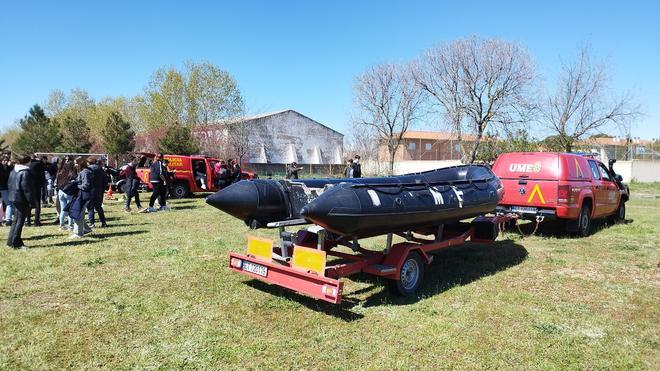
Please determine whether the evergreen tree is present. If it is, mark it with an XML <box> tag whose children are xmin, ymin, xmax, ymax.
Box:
<box><xmin>57</xmin><ymin>116</ymin><xmax>94</xmax><ymax>153</ymax></box>
<box><xmin>102</xmin><ymin>111</ymin><xmax>135</xmax><ymax>165</ymax></box>
<box><xmin>13</xmin><ymin>105</ymin><xmax>61</xmax><ymax>154</ymax></box>
<box><xmin>158</xmin><ymin>123</ymin><xmax>200</xmax><ymax>155</ymax></box>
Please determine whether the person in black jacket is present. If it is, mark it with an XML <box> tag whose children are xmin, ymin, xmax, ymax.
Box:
<box><xmin>146</xmin><ymin>153</ymin><xmax>167</xmax><ymax>212</ymax></box>
<box><xmin>229</xmin><ymin>159</ymin><xmax>241</xmax><ymax>184</ymax></box>
<box><xmin>351</xmin><ymin>155</ymin><xmax>362</xmax><ymax>178</ymax></box>
<box><xmin>7</xmin><ymin>155</ymin><xmax>35</xmax><ymax>249</ymax></box>
<box><xmin>120</xmin><ymin>156</ymin><xmax>144</xmax><ymax>213</ymax></box>
<box><xmin>27</xmin><ymin>155</ymin><xmax>46</xmax><ymax>226</ymax></box>
<box><xmin>0</xmin><ymin>154</ymin><xmax>14</xmax><ymax>225</ymax></box>
<box><xmin>86</xmin><ymin>157</ymin><xmax>107</xmax><ymax>228</ymax></box>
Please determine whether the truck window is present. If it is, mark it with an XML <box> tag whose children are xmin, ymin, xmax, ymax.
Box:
<box><xmin>588</xmin><ymin>160</ymin><xmax>601</xmax><ymax>180</ymax></box>
<box><xmin>598</xmin><ymin>163</ymin><xmax>612</xmax><ymax>181</ymax></box>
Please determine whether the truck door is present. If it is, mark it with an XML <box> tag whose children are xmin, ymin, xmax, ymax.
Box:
<box><xmin>587</xmin><ymin>160</ymin><xmax>608</xmax><ymax>217</ymax></box>
<box><xmin>597</xmin><ymin>162</ymin><xmax>619</xmax><ymax>215</ymax></box>
<box><xmin>207</xmin><ymin>160</ymin><xmax>218</xmax><ymax>191</ymax></box>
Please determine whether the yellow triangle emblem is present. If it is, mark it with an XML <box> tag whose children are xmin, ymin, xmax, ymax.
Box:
<box><xmin>527</xmin><ymin>184</ymin><xmax>546</xmax><ymax>204</ymax></box>
<box><xmin>574</xmin><ymin>159</ymin><xmax>584</xmax><ymax>178</ymax></box>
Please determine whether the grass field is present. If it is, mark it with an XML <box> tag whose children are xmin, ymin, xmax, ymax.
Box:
<box><xmin>1</xmin><ymin>184</ymin><xmax>659</xmax><ymax>369</ymax></box>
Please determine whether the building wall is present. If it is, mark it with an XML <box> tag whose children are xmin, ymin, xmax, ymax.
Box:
<box><xmin>245</xmin><ymin>110</ymin><xmax>344</xmax><ymax>165</ymax></box>
<box><xmin>379</xmin><ymin>138</ymin><xmax>467</xmax><ymax>162</ymax></box>
<box><xmin>614</xmin><ymin>160</ymin><xmax>660</xmax><ymax>183</ymax></box>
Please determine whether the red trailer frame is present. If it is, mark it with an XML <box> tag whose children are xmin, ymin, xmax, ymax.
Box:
<box><xmin>228</xmin><ymin>214</ymin><xmax>516</xmax><ymax>304</ymax></box>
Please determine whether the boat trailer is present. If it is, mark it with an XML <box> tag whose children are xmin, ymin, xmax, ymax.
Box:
<box><xmin>228</xmin><ymin>214</ymin><xmax>516</xmax><ymax>304</ymax></box>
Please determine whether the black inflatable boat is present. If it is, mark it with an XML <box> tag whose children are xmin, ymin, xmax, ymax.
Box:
<box><xmin>206</xmin><ymin>165</ymin><xmax>503</xmax><ymax>236</ymax></box>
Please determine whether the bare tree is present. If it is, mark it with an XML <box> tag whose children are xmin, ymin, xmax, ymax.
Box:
<box><xmin>225</xmin><ymin>117</ymin><xmax>255</xmax><ymax>166</ymax></box>
<box><xmin>413</xmin><ymin>42</ymin><xmax>468</xmax><ymax>161</ymax></box>
<box><xmin>345</xmin><ymin>120</ymin><xmax>381</xmax><ymax>175</ymax></box>
<box><xmin>414</xmin><ymin>37</ymin><xmax>536</xmax><ymax>163</ymax></box>
<box><xmin>543</xmin><ymin>47</ymin><xmax>639</xmax><ymax>152</ymax></box>
<box><xmin>353</xmin><ymin>63</ymin><xmax>424</xmax><ymax>175</ymax></box>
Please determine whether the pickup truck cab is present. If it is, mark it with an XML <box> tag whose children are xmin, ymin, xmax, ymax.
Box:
<box><xmin>492</xmin><ymin>152</ymin><xmax>629</xmax><ymax>236</ymax></box>
<box><xmin>135</xmin><ymin>153</ymin><xmax>256</xmax><ymax>198</ymax></box>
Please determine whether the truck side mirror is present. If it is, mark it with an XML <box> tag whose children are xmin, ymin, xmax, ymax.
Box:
<box><xmin>615</xmin><ymin>174</ymin><xmax>623</xmax><ymax>182</ymax></box>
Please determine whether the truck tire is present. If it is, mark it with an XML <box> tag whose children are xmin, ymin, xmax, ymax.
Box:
<box><xmin>576</xmin><ymin>205</ymin><xmax>592</xmax><ymax>237</ymax></box>
<box><xmin>609</xmin><ymin>201</ymin><xmax>626</xmax><ymax>224</ymax></box>
<box><xmin>389</xmin><ymin>251</ymin><xmax>425</xmax><ymax>296</ymax></box>
<box><xmin>171</xmin><ymin>182</ymin><xmax>190</xmax><ymax>199</ymax></box>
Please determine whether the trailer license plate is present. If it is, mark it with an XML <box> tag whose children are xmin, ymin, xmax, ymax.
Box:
<box><xmin>242</xmin><ymin>261</ymin><xmax>268</xmax><ymax>277</ymax></box>
<box><xmin>511</xmin><ymin>206</ymin><xmax>537</xmax><ymax>214</ymax></box>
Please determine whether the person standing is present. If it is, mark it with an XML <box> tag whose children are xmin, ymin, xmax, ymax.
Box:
<box><xmin>145</xmin><ymin>153</ymin><xmax>167</xmax><ymax>212</ymax></box>
<box><xmin>27</xmin><ymin>155</ymin><xmax>45</xmax><ymax>226</ymax></box>
<box><xmin>344</xmin><ymin>158</ymin><xmax>354</xmax><ymax>178</ymax></box>
<box><xmin>286</xmin><ymin>162</ymin><xmax>303</xmax><ymax>180</ymax></box>
<box><xmin>6</xmin><ymin>155</ymin><xmax>35</xmax><ymax>249</ymax></box>
<box><xmin>120</xmin><ymin>156</ymin><xmax>144</xmax><ymax>213</ymax></box>
<box><xmin>68</xmin><ymin>157</ymin><xmax>94</xmax><ymax>238</ymax></box>
<box><xmin>230</xmin><ymin>159</ymin><xmax>242</xmax><ymax>184</ymax></box>
<box><xmin>86</xmin><ymin>157</ymin><xmax>108</xmax><ymax>228</ymax></box>
<box><xmin>352</xmin><ymin>155</ymin><xmax>362</xmax><ymax>178</ymax></box>
<box><xmin>0</xmin><ymin>154</ymin><xmax>14</xmax><ymax>226</ymax></box>
<box><xmin>213</xmin><ymin>160</ymin><xmax>227</xmax><ymax>189</ymax></box>
<box><xmin>56</xmin><ymin>157</ymin><xmax>77</xmax><ymax>230</ymax></box>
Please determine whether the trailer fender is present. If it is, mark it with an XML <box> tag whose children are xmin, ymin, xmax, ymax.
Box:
<box><xmin>381</xmin><ymin>244</ymin><xmax>433</xmax><ymax>280</ymax></box>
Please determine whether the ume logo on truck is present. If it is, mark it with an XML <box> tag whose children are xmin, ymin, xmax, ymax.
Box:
<box><xmin>508</xmin><ymin>162</ymin><xmax>542</xmax><ymax>173</ymax></box>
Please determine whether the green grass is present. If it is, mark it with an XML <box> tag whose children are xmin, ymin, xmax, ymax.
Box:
<box><xmin>1</xmin><ymin>184</ymin><xmax>658</xmax><ymax>369</ymax></box>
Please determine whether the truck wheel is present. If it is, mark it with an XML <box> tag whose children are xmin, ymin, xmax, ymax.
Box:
<box><xmin>610</xmin><ymin>202</ymin><xmax>626</xmax><ymax>224</ymax></box>
<box><xmin>577</xmin><ymin>205</ymin><xmax>592</xmax><ymax>237</ymax></box>
<box><xmin>389</xmin><ymin>251</ymin><xmax>425</xmax><ymax>296</ymax></box>
<box><xmin>171</xmin><ymin>183</ymin><xmax>190</xmax><ymax>199</ymax></box>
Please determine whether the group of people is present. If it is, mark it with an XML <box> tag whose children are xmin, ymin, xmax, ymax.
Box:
<box><xmin>211</xmin><ymin>158</ymin><xmax>242</xmax><ymax>189</ymax></box>
<box><xmin>344</xmin><ymin>155</ymin><xmax>362</xmax><ymax>178</ymax></box>
<box><xmin>2</xmin><ymin>154</ymin><xmax>111</xmax><ymax>249</ymax></box>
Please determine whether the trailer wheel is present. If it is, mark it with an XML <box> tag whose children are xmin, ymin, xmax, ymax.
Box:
<box><xmin>577</xmin><ymin>205</ymin><xmax>591</xmax><ymax>237</ymax></box>
<box><xmin>389</xmin><ymin>251</ymin><xmax>425</xmax><ymax>296</ymax></box>
<box><xmin>171</xmin><ymin>182</ymin><xmax>190</xmax><ymax>199</ymax></box>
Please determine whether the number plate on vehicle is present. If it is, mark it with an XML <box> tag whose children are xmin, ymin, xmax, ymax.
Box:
<box><xmin>242</xmin><ymin>261</ymin><xmax>268</xmax><ymax>277</ymax></box>
<box><xmin>511</xmin><ymin>206</ymin><xmax>537</xmax><ymax>214</ymax></box>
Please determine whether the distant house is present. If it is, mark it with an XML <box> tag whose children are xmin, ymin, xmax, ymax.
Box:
<box><xmin>378</xmin><ymin>131</ymin><xmax>477</xmax><ymax>162</ymax></box>
<box><xmin>581</xmin><ymin>136</ymin><xmax>657</xmax><ymax>160</ymax></box>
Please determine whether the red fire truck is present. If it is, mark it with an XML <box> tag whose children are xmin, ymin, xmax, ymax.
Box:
<box><xmin>492</xmin><ymin>152</ymin><xmax>629</xmax><ymax>236</ymax></box>
<box><xmin>135</xmin><ymin>153</ymin><xmax>256</xmax><ymax>198</ymax></box>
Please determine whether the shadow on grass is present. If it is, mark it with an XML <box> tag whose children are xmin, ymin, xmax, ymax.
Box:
<box><xmin>89</xmin><ymin>230</ymin><xmax>148</xmax><ymax>239</ymax></box>
<box><xmin>511</xmin><ymin>218</ymin><xmax>634</xmax><ymax>239</ymax></box>
<box><xmin>24</xmin><ymin>234</ymin><xmax>61</xmax><ymax>241</ymax></box>
<box><xmin>357</xmin><ymin>239</ymin><xmax>528</xmax><ymax>307</ymax></box>
<box><xmin>245</xmin><ymin>280</ymin><xmax>365</xmax><ymax>322</ymax></box>
<box><xmin>242</xmin><ymin>239</ymin><xmax>527</xmax><ymax>319</ymax></box>
<box><xmin>170</xmin><ymin>205</ymin><xmax>199</xmax><ymax>211</ymax></box>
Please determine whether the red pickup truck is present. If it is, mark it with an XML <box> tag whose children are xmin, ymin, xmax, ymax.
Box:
<box><xmin>492</xmin><ymin>152</ymin><xmax>629</xmax><ymax>236</ymax></box>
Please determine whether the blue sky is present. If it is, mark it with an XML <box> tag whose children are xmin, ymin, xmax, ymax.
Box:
<box><xmin>1</xmin><ymin>0</ymin><xmax>658</xmax><ymax>139</ymax></box>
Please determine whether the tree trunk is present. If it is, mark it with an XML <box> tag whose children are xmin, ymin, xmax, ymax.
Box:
<box><xmin>388</xmin><ymin>149</ymin><xmax>396</xmax><ymax>175</ymax></box>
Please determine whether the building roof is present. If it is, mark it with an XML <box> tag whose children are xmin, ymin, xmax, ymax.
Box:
<box><xmin>584</xmin><ymin>137</ymin><xmax>653</xmax><ymax>146</ymax></box>
<box><xmin>401</xmin><ymin>130</ymin><xmax>477</xmax><ymax>141</ymax></box>
<box><xmin>238</xmin><ymin>109</ymin><xmax>344</xmax><ymax>137</ymax></box>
